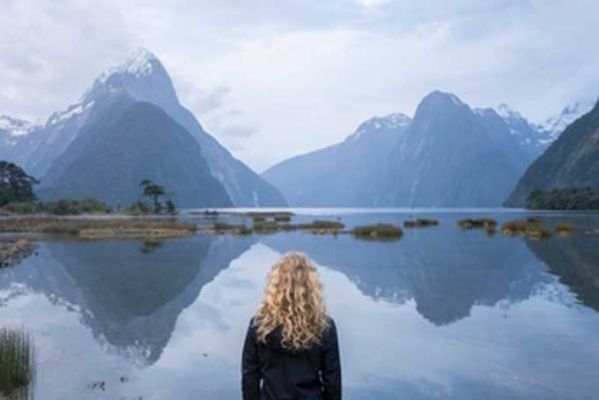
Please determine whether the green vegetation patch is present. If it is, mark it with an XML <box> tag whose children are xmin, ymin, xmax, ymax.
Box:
<box><xmin>501</xmin><ymin>218</ymin><xmax>553</xmax><ymax>240</ymax></box>
<box><xmin>352</xmin><ymin>223</ymin><xmax>403</xmax><ymax>241</ymax></box>
<box><xmin>527</xmin><ymin>187</ymin><xmax>599</xmax><ymax>210</ymax></box>
<box><xmin>403</xmin><ymin>218</ymin><xmax>439</xmax><ymax>228</ymax></box>
<box><xmin>0</xmin><ymin>328</ymin><xmax>34</xmax><ymax>399</ymax></box>
<box><xmin>0</xmin><ymin>218</ymin><xmax>196</xmax><ymax>239</ymax></box>
<box><xmin>0</xmin><ymin>239</ymin><xmax>34</xmax><ymax>268</ymax></box>
<box><xmin>457</xmin><ymin>218</ymin><xmax>498</xmax><ymax>229</ymax></box>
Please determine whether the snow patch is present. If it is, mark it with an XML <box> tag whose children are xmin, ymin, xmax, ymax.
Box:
<box><xmin>98</xmin><ymin>47</ymin><xmax>157</xmax><ymax>84</ymax></box>
<box><xmin>350</xmin><ymin>113</ymin><xmax>411</xmax><ymax>142</ymax></box>
<box><xmin>47</xmin><ymin>101</ymin><xmax>95</xmax><ymax>126</ymax></box>
<box><xmin>0</xmin><ymin>115</ymin><xmax>36</xmax><ymax>136</ymax></box>
<box><xmin>536</xmin><ymin>100</ymin><xmax>593</xmax><ymax>139</ymax></box>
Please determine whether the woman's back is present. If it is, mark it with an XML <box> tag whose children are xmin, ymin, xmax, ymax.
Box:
<box><xmin>242</xmin><ymin>318</ymin><xmax>340</xmax><ymax>400</ymax></box>
<box><xmin>241</xmin><ymin>252</ymin><xmax>342</xmax><ymax>400</ymax></box>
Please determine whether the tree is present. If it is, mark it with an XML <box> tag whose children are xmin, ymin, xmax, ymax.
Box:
<box><xmin>0</xmin><ymin>161</ymin><xmax>39</xmax><ymax>207</ymax></box>
<box><xmin>165</xmin><ymin>197</ymin><xmax>177</xmax><ymax>215</ymax></box>
<box><xmin>139</xmin><ymin>179</ymin><xmax>166</xmax><ymax>213</ymax></box>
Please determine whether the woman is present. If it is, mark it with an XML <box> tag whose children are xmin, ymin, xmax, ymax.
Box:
<box><xmin>242</xmin><ymin>252</ymin><xmax>341</xmax><ymax>400</ymax></box>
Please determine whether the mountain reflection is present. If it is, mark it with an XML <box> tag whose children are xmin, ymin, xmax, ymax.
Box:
<box><xmin>0</xmin><ymin>226</ymin><xmax>596</xmax><ymax>371</ymax></box>
<box><xmin>528</xmin><ymin>234</ymin><xmax>599</xmax><ymax>312</ymax></box>
<box><xmin>0</xmin><ymin>235</ymin><xmax>256</xmax><ymax>365</ymax></box>
<box><xmin>262</xmin><ymin>229</ymin><xmax>552</xmax><ymax>325</ymax></box>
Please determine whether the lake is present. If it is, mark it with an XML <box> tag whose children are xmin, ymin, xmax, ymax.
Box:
<box><xmin>1</xmin><ymin>208</ymin><xmax>598</xmax><ymax>400</ymax></box>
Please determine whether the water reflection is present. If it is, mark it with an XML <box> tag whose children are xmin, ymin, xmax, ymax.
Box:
<box><xmin>0</xmin><ymin>218</ymin><xmax>598</xmax><ymax>399</ymax></box>
<box><xmin>263</xmin><ymin>229</ymin><xmax>550</xmax><ymax>325</ymax></box>
<box><xmin>0</xmin><ymin>235</ymin><xmax>257</xmax><ymax>365</ymax></box>
<box><xmin>528</xmin><ymin>234</ymin><xmax>599</xmax><ymax>312</ymax></box>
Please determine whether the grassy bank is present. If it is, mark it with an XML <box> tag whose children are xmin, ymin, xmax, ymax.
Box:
<box><xmin>0</xmin><ymin>218</ymin><xmax>196</xmax><ymax>239</ymax></box>
<box><xmin>202</xmin><ymin>219</ymin><xmax>345</xmax><ymax>236</ymax></box>
<box><xmin>0</xmin><ymin>239</ymin><xmax>34</xmax><ymax>268</ymax></box>
<box><xmin>0</xmin><ymin>328</ymin><xmax>34</xmax><ymax>399</ymax></box>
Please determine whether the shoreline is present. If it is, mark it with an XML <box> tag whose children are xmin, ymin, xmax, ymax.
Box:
<box><xmin>0</xmin><ymin>217</ymin><xmax>197</xmax><ymax>241</ymax></box>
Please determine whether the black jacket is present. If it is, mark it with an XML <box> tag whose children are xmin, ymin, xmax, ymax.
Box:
<box><xmin>242</xmin><ymin>318</ymin><xmax>341</xmax><ymax>400</ymax></box>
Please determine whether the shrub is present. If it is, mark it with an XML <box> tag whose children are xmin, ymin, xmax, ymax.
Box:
<box><xmin>404</xmin><ymin>218</ymin><xmax>439</xmax><ymax>228</ymax></box>
<box><xmin>457</xmin><ymin>218</ymin><xmax>497</xmax><ymax>229</ymax></box>
<box><xmin>78</xmin><ymin>198</ymin><xmax>111</xmax><ymax>214</ymax></box>
<box><xmin>501</xmin><ymin>218</ymin><xmax>552</xmax><ymax>240</ymax></box>
<box><xmin>1</xmin><ymin>201</ymin><xmax>41</xmax><ymax>215</ymax></box>
<box><xmin>213</xmin><ymin>222</ymin><xmax>252</xmax><ymax>235</ymax></box>
<box><xmin>352</xmin><ymin>223</ymin><xmax>403</xmax><ymax>240</ymax></box>
<box><xmin>555</xmin><ymin>222</ymin><xmax>575</xmax><ymax>235</ymax></box>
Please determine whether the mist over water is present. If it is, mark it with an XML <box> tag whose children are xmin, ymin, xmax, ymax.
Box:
<box><xmin>0</xmin><ymin>209</ymin><xmax>598</xmax><ymax>400</ymax></box>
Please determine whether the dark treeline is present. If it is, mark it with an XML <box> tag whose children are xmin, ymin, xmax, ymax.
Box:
<box><xmin>527</xmin><ymin>187</ymin><xmax>599</xmax><ymax>210</ymax></box>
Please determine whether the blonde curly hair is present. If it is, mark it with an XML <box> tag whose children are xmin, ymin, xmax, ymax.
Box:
<box><xmin>254</xmin><ymin>252</ymin><xmax>330</xmax><ymax>351</ymax></box>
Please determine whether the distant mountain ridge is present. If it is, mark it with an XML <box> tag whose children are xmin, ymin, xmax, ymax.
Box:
<box><xmin>263</xmin><ymin>113</ymin><xmax>411</xmax><ymax>206</ymax></box>
<box><xmin>0</xmin><ymin>48</ymin><xmax>285</xmax><ymax>207</ymax></box>
<box><xmin>505</xmin><ymin>98</ymin><xmax>599</xmax><ymax>207</ymax></box>
<box><xmin>265</xmin><ymin>90</ymin><xmax>554</xmax><ymax>207</ymax></box>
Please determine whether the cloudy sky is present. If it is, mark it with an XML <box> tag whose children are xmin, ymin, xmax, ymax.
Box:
<box><xmin>0</xmin><ymin>0</ymin><xmax>597</xmax><ymax>171</ymax></box>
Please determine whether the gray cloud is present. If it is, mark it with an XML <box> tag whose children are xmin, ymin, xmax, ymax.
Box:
<box><xmin>0</xmin><ymin>0</ymin><xmax>597</xmax><ymax>171</ymax></box>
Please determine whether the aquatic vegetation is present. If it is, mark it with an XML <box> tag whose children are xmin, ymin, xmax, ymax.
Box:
<box><xmin>252</xmin><ymin>220</ymin><xmax>279</xmax><ymax>234</ymax></box>
<box><xmin>555</xmin><ymin>222</ymin><xmax>575</xmax><ymax>236</ymax></box>
<box><xmin>501</xmin><ymin>219</ymin><xmax>552</xmax><ymax>240</ymax></box>
<box><xmin>204</xmin><ymin>219</ymin><xmax>344</xmax><ymax>236</ymax></box>
<box><xmin>352</xmin><ymin>224</ymin><xmax>403</xmax><ymax>241</ymax></box>
<box><xmin>0</xmin><ymin>239</ymin><xmax>34</xmax><ymax>268</ymax></box>
<box><xmin>254</xmin><ymin>220</ymin><xmax>345</xmax><ymax>235</ymax></box>
<box><xmin>210</xmin><ymin>222</ymin><xmax>253</xmax><ymax>235</ymax></box>
<box><xmin>485</xmin><ymin>227</ymin><xmax>497</xmax><ymax>236</ymax></box>
<box><xmin>1</xmin><ymin>198</ymin><xmax>112</xmax><ymax>216</ymax></box>
<box><xmin>0</xmin><ymin>218</ymin><xmax>196</xmax><ymax>239</ymax></box>
<box><xmin>457</xmin><ymin>218</ymin><xmax>497</xmax><ymax>229</ymax></box>
<box><xmin>0</xmin><ymin>328</ymin><xmax>34</xmax><ymax>399</ymax></box>
<box><xmin>404</xmin><ymin>218</ymin><xmax>439</xmax><ymax>228</ymax></box>
<box><xmin>252</xmin><ymin>215</ymin><xmax>267</xmax><ymax>222</ymax></box>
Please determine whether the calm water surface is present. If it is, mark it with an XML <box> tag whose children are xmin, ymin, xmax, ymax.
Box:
<box><xmin>0</xmin><ymin>209</ymin><xmax>598</xmax><ymax>400</ymax></box>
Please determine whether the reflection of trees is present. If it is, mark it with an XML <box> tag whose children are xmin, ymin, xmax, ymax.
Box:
<box><xmin>262</xmin><ymin>229</ymin><xmax>549</xmax><ymax>325</ymax></box>
<box><xmin>0</xmin><ymin>235</ymin><xmax>256</xmax><ymax>365</ymax></box>
<box><xmin>139</xmin><ymin>240</ymin><xmax>164</xmax><ymax>254</ymax></box>
<box><xmin>527</xmin><ymin>235</ymin><xmax>599</xmax><ymax>312</ymax></box>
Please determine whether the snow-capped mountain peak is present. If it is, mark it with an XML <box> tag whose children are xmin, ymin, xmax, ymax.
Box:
<box><xmin>99</xmin><ymin>47</ymin><xmax>158</xmax><ymax>82</ymax></box>
<box><xmin>0</xmin><ymin>115</ymin><xmax>37</xmax><ymax>136</ymax></box>
<box><xmin>81</xmin><ymin>47</ymin><xmax>178</xmax><ymax>109</ymax></box>
<box><xmin>349</xmin><ymin>113</ymin><xmax>411</xmax><ymax>142</ymax></box>
<box><xmin>536</xmin><ymin>100</ymin><xmax>594</xmax><ymax>140</ymax></box>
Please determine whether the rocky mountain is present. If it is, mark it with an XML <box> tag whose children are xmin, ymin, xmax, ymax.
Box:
<box><xmin>264</xmin><ymin>91</ymin><xmax>551</xmax><ymax>207</ymax></box>
<box><xmin>0</xmin><ymin>48</ymin><xmax>285</xmax><ymax>206</ymax></box>
<box><xmin>473</xmin><ymin>107</ymin><xmax>537</xmax><ymax>175</ymax></box>
<box><xmin>505</xmin><ymin>98</ymin><xmax>599</xmax><ymax>207</ymax></box>
<box><xmin>263</xmin><ymin>113</ymin><xmax>411</xmax><ymax>206</ymax></box>
<box><xmin>79</xmin><ymin>48</ymin><xmax>285</xmax><ymax>206</ymax></box>
<box><xmin>38</xmin><ymin>97</ymin><xmax>232</xmax><ymax>207</ymax></box>
<box><xmin>390</xmin><ymin>91</ymin><xmax>521</xmax><ymax>206</ymax></box>
<box><xmin>489</xmin><ymin>104</ymin><xmax>551</xmax><ymax>158</ymax></box>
